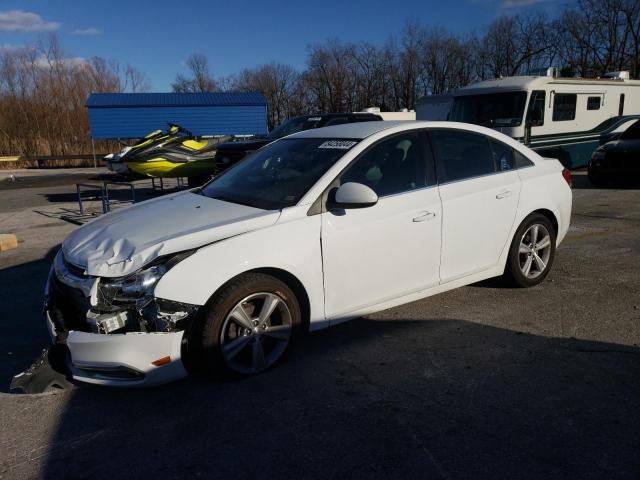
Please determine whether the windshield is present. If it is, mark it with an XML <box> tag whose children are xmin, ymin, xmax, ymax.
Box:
<box><xmin>200</xmin><ymin>138</ymin><xmax>358</xmax><ymax>210</ymax></box>
<box><xmin>621</xmin><ymin>120</ymin><xmax>640</xmax><ymax>140</ymax></box>
<box><xmin>267</xmin><ymin>116</ymin><xmax>323</xmax><ymax>139</ymax></box>
<box><xmin>450</xmin><ymin>92</ymin><xmax>527</xmax><ymax>127</ymax></box>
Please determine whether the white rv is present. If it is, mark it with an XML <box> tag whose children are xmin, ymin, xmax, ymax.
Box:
<box><xmin>444</xmin><ymin>71</ymin><xmax>640</xmax><ymax>168</ymax></box>
<box><xmin>416</xmin><ymin>94</ymin><xmax>453</xmax><ymax>121</ymax></box>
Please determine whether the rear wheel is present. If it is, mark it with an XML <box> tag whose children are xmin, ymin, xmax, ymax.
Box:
<box><xmin>504</xmin><ymin>213</ymin><xmax>556</xmax><ymax>288</ymax></box>
<box><xmin>191</xmin><ymin>273</ymin><xmax>301</xmax><ymax>378</ymax></box>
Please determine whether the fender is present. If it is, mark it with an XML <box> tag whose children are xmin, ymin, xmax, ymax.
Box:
<box><xmin>154</xmin><ymin>206</ymin><xmax>327</xmax><ymax>328</ymax></box>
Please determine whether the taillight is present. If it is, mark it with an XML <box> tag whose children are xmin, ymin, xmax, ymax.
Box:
<box><xmin>562</xmin><ymin>168</ymin><xmax>572</xmax><ymax>187</ymax></box>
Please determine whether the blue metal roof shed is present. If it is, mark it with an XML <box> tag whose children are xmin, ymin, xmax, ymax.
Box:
<box><xmin>86</xmin><ymin>92</ymin><xmax>268</xmax><ymax>139</ymax></box>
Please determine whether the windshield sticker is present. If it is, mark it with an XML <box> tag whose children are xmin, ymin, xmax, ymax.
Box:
<box><xmin>318</xmin><ymin>140</ymin><xmax>357</xmax><ymax>149</ymax></box>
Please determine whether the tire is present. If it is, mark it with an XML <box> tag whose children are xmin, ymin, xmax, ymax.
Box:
<box><xmin>503</xmin><ymin>213</ymin><xmax>556</xmax><ymax>288</ymax></box>
<box><xmin>588</xmin><ymin>170</ymin><xmax>607</xmax><ymax>188</ymax></box>
<box><xmin>188</xmin><ymin>273</ymin><xmax>302</xmax><ymax>378</ymax></box>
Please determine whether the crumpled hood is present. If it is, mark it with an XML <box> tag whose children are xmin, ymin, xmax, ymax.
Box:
<box><xmin>62</xmin><ymin>191</ymin><xmax>280</xmax><ymax>277</ymax></box>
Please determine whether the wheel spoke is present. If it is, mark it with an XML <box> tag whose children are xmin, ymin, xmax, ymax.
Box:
<box><xmin>252</xmin><ymin>341</ymin><xmax>266</xmax><ymax>372</ymax></box>
<box><xmin>223</xmin><ymin>335</ymin><xmax>251</xmax><ymax>360</ymax></box>
<box><xmin>519</xmin><ymin>244</ymin><xmax>532</xmax><ymax>254</ymax></box>
<box><xmin>530</xmin><ymin>225</ymin><xmax>539</xmax><ymax>243</ymax></box>
<box><xmin>263</xmin><ymin>324</ymin><xmax>291</xmax><ymax>340</ymax></box>
<box><xmin>533</xmin><ymin>252</ymin><xmax>547</xmax><ymax>271</ymax></box>
<box><xmin>259</xmin><ymin>294</ymin><xmax>280</xmax><ymax>323</ymax></box>
<box><xmin>536</xmin><ymin>235</ymin><xmax>551</xmax><ymax>250</ymax></box>
<box><xmin>522</xmin><ymin>256</ymin><xmax>533</xmax><ymax>276</ymax></box>
<box><xmin>230</xmin><ymin>304</ymin><xmax>254</xmax><ymax>330</ymax></box>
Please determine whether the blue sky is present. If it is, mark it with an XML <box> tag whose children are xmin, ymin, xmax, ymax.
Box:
<box><xmin>0</xmin><ymin>0</ymin><xmax>571</xmax><ymax>90</ymax></box>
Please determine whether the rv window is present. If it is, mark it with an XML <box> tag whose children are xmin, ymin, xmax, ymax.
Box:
<box><xmin>526</xmin><ymin>90</ymin><xmax>546</xmax><ymax>126</ymax></box>
<box><xmin>587</xmin><ymin>96</ymin><xmax>601</xmax><ymax>110</ymax></box>
<box><xmin>450</xmin><ymin>92</ymin><xmax>527</xmax><ymax>127</ymax></box>
<box><xmin>431</xmin><ymin>130</ymin><xmax>496</xmax><ymax>183</ymax></box>
<box><xmin>552</xmin><ymin>94</ymin><xmax>577</xmax><ymax>121</ymax></box>
<box><xmin>619</xmin><ymin>94</ymin><xmax>625</xmax><ymax>116</ymax></box>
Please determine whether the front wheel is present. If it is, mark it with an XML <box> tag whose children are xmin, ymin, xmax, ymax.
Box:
<box><xmin>503</xmin><ymin>213</ymin><xmax>556</xmax><ymax>288</ymax></box>
<box><xmin>190</xmin><ymin>273</ymin><xmax>302</xmax><ymax>378</ymax></box>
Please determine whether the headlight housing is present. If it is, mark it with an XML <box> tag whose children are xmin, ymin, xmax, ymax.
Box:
<box><xmin>120</xmin><ymin>264</ymin><xmax>167</xmax><ymax>299</ymax></box>
<box><xmin>93</xmin><ymin>250</ymin><xmax>198</xmax><ymax>333</ymax></box>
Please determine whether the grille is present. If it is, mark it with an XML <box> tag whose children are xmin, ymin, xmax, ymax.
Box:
<box><xmin>49</xmin><ymin>276</ymin><xmax>91</xmax><ymax>334</ymax></box>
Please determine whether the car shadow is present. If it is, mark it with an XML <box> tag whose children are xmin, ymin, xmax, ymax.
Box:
<box><xmin>21</xmin><ymin>318</ymin><xmax>638</xmax><ymax>480</ymax></box>
<box><xmin>0</xmin><ymin>247</ymin><xmax>59</xmax><ymax>390</ymax></box>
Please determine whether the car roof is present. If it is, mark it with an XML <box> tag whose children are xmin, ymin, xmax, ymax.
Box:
<box><xmin>287</xmin><ymin>120</ymin><xmax>538</xmax><ymax>158</ymax></box>
<box><xmin>289</xmin><ymin>120</ymin><xmax>414</xmax><ymax>139</ymax></box>
<box><xmin>291</xmin><ymin>112</ymin><xmax>380</xmax><ymax>122</ymax></box>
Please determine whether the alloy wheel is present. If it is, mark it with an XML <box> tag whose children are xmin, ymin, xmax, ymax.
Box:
<box><xmin>518</xmin><ymin>224</ymin><xmax>552</xmax><ymax>279</ymax></box>
<box><xmin>220</xmin><ymin>292</ymin><xmax>292</xmax><ymax>374</ymax></box>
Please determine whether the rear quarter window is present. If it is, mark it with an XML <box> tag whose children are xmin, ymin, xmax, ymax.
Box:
<box><xmin>514</xmin><ymin>150</ymin><xmax>535</xmax><ymax>168</ymax></box>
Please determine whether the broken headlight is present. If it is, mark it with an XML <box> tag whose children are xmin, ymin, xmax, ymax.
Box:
<box><xmin>93</xmin><ymin>251</ymin><xmax>198</xmax><ymax>334</ymax></box>
<box><xmin>119</xmin><ymin>265</ymin><xmax>168</xmax><ymax>302</ymax></box>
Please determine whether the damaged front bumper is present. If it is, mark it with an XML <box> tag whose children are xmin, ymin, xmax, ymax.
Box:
<box><xmin>47</xmin><ymin>309</ymin><xmax>188</xmax><ymax>386</ymax></box>
<box><xmin>45</xmin><ymin>251</ymin><xmax>197</xmax><ymax>387</ymax></box>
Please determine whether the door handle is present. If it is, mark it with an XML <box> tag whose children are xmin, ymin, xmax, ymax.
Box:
<box><xmin>495</xmin><ymin>190</ymin><xmax>513</xmax><ymax>199</ymax></box>
<box><xmin>413</xmin><ymin>211</ymin><xmax>437</xmax><ymax>222</ymax></box>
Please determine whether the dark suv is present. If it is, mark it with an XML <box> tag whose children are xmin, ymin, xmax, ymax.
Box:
<box><xmin>215</xmin><ymin>112</ymin><xmax>383</xmax><ymax>168</ymax></box>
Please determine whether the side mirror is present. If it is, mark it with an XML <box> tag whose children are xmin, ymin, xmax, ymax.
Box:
<box><xmin>330</xmin><ymin>182</ymin><xmax>378</xmax><ymax>209</ymax></box>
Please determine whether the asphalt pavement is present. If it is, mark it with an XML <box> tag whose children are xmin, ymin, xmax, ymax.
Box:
<box><xmin>0</xmin><ymin>171</ymin><xmax>638</xmax><ymax>479</ymax></box>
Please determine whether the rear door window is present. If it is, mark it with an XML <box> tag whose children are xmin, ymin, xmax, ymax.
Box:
<box><xmin>430</xmin><ymin>130</ymin><xmax>496</xmax><ymax>183</ymax></box>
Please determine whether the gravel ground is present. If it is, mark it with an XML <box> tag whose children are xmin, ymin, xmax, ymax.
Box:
<box><xmin>0</xmin><ymin>171</ymin><xmax>638</xmax><ymax>480</ymax></box>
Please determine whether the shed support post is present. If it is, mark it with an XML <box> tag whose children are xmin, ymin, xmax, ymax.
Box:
<box><xmin>91</xmin><ymin>138</ymin><xmax>97</xmax><ymax>168</ymax></box>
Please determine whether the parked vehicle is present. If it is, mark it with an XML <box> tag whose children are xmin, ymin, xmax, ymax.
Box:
<box><xmin>45</xmin><ymin>121</ymin><xmax>572</xmax><ymax>387</ymax></box>
<box><xmin>442</xmin><ymin>70</ymin><xmax>640</xmax><ymax>169</ymax></box>
<box><xmin>215</xmin><ymin>112</ymin><xmax>383</xmax><ymax>168</ymax></box>
<box><xmin>588</xmin><ymin>119</ymin><xmax>640</xmax><ymax>186</ymax></box>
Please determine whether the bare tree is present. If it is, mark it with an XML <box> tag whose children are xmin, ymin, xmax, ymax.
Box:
<box><xmin>124</xmin><ymin>65</ymin><xmax>151</xmax><ymax>93</ymax></box>
<box><xmin>0</xmin><ymin>34</ymin><xmax>143</xmax><ymax>156</ymax></box>
<box><xmin>232</xmin><ymin>62</ymin><xmax>300</xmax><ymax>129</ymax></box>
<box><xmin>172</xmin><ymin>53</ymin><xmax>217</xmax><ymax>92</ymax></box>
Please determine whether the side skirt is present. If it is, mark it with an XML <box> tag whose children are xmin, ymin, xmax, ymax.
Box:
<box><xmin>327</xmin><ymin>265</ymin><xmax>504</xmax><ymax>328</ymax></box>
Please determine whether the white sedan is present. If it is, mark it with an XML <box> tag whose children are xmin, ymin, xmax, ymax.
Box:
<box><xmin>45</xmin><ymin>121</ymin><xmax>572</xmax><ymax>386</ymax></box>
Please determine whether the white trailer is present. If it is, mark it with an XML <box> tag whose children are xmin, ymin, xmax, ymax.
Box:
<box><xmin>360</xmin><ymin>107</ymin><xmax>416</xmax><ymax>121</ymax></box>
